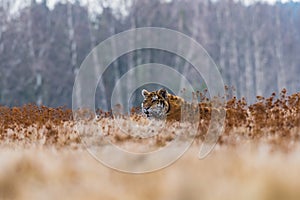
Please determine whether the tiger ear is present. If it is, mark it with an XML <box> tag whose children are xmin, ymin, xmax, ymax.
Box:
<box><xmin>142</xmin><ymin>89</ymin><xmax>150</xmax><ymax>98</ymax></box>
<box><xmin>158</xmin><ymin>88</ymin><xmax>168</xmax><ymax>99</ymax></box>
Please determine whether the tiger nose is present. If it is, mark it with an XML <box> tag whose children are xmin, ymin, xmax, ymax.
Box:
<box><xmin>143</xmin><ymin>108</ymin><xmax>149</xmax><ymax>114</ymax></box>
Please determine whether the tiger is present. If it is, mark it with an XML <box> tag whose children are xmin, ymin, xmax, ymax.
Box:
<box><xmin>141</xmin><ymin>88</ymin><xmax>188</xmax><ymax>121</ymax></box>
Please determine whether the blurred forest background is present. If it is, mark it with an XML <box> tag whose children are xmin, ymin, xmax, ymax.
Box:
<box><xmin>0</xmin><ymin>0</ymin><xmax>299</xmax><ymax>109</ymax></box>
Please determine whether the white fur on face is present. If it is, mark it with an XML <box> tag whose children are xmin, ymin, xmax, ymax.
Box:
<box><xmin>143</xmin><ymin>101</ymin><xmax>167</xmax><ymax>119</ymax></box>
<box><xmin>152</xmin><ymin>95</ymin><xmax>158</xmax><ymax>101</ymax></box>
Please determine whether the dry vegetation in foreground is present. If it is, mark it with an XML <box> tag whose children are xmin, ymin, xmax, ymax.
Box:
<box><xmin>1</xmin><ymin>89</ymin><xmax>300</xmax><ymax>200</ymax></box>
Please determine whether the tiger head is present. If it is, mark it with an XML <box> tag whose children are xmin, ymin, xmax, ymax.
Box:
<box><xmin>141</xmin><ymin>88</ymin><xmax>170</xmax><ymax>119</ymax></box>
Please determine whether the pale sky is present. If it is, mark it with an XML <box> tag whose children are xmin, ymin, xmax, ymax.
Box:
<box><xmin>243</xmin><ymin>0</ymin><xmax>299</xmax><ymax>5</ymax></box>
<box><xmin>38</xmin><ymin>0</ymin><xmax>300</xmax><ymax>9</ymax></box>
<box><xmin>9</xmin><ymin>0</ymin><xmax>300</xmax><ymax>17</ymax></box>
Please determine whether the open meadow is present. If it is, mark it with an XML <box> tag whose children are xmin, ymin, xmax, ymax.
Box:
<box><xmin>1</xmin><ymin>91</ymin><xmax>300</xmax><ymax>200</ymax></box>
<box><xmin>1</xmin><ymin>0</ymin><xmax>300</xmax><ymax>199</ymax></box>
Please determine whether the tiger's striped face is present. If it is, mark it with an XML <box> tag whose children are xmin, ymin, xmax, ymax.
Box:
<box><xmin>141</xmin><ymin>88</ymin><xmax>169</xmax><ymax>119</ymax></box>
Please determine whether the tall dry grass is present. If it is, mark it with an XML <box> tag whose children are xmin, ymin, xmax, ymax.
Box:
<box><xmin>1</xmin><ymin>90</ymin><xmax>300</xmax><ymax>200</ymax></box>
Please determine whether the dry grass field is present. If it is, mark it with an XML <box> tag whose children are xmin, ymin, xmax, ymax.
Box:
<box><xmin>1</xmin><ymin>90</ymin><xmax>300</xmax><ymax>200</ymax></box>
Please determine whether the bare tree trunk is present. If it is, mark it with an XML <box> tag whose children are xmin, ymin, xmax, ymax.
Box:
<box><xmin>0</xmin><ymin>1</ymin><xmax>5</xmax><ymax>54</ymax></box>
<box><xmin>27</xmin><ymin>0</ymin><xmax>43</xmax><ymax>105</ymax></box>
<box><xmin>216</xmin><ymin>3</ymin><xmax>228</xmax><ymax>91</ymax></box>
<box><xmin>87</xmin><ymin>2</ymin><xmax>108</xmax><ymax>110</ymax></box>
<box><xmin>174</xmin><ymin>0</ymin><xmax>184</xmax><ymax>72</ymax></box>
<box><xmin>239</xmin><ymin>0</ymin><xmax>255</xmax><ymax>102</ymax></box>
<box><xmin>250</xmin><ymin>5</ymin><xmax>268</xmax><ymax>98</ymax></box>
<box><xmin>67</xmin><ymin>1</ymin><xmax>81</xmax><ymax>107</ymax></box>
<box><xmin>179</xmin><ymin>0</ymin><xmax>200</xmax><ymax>92</ymax></box>
<box><xmin>244</xmin><ymin>39</ymin><xmax>255</xmax><ymax>102</ymax></box>
<box><xmin>126</xmin><ymin>0</ymin><xmax>136</xmax><ymax>107</ymax></box>
<box><xmin>110</xmin><ymin>19</ymin><xmax>122</xmax><ymax>108</ymax></box>
<box><xmin>0</xmin><ymin>0</ymin><xmax>6</xmax><ymax>102</ymax></box>
<box><xmin>253</xmin><ymin>33</ymin><xmax>264</xmax><ymax>96</ymax></box>
<box><xmin>287</xmin><ymin>9</ymin><xmax>297</xmax><ymax>93</ymax></box>
<box><xmin>67</xmin><ymin>2</ymin><xmax>77</xmax><ymax>72</ymax></box>
<box><xmin>274</xmin><ymin>5</ymin><xmax>286</xmax><ymax>93</ymax></box>
<box><xmin>229</xmin><ymin>36</ymin><xmax>239</xmax><ymax>95</ymax></box>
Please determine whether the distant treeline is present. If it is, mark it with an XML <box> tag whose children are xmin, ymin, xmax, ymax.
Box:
<box><xmin>0</xmin><ymin>0</ymin><xmax>299</xmax><ymax>108</ymax></box>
